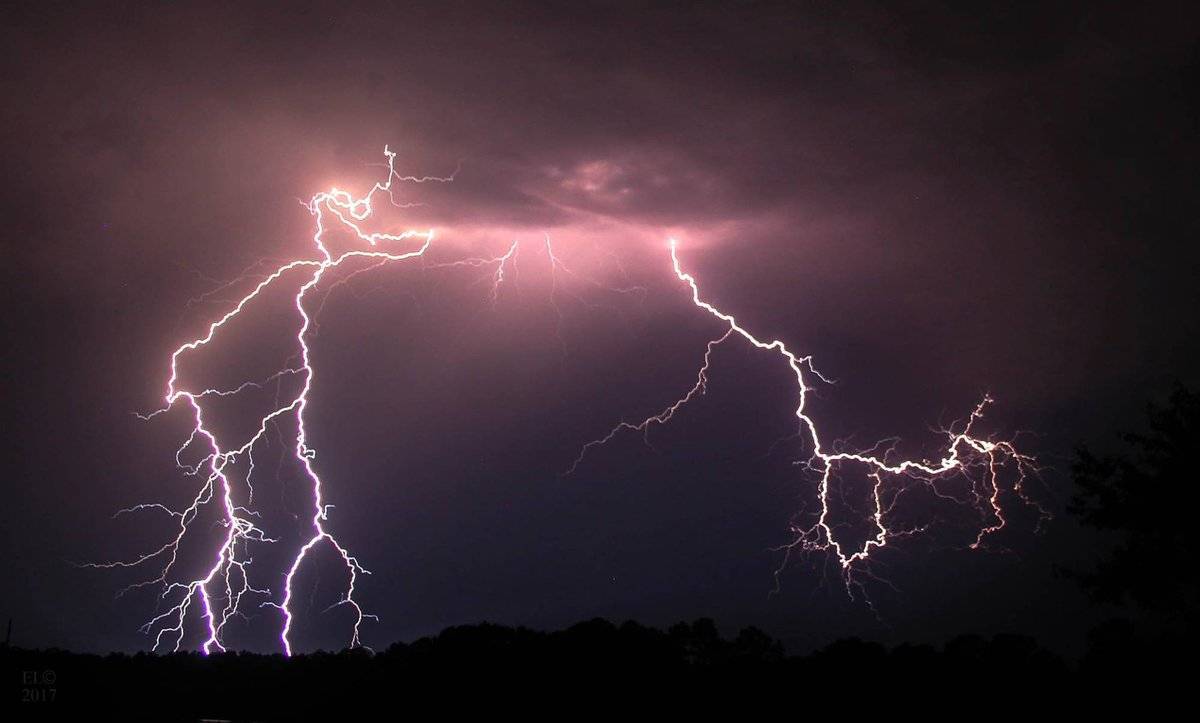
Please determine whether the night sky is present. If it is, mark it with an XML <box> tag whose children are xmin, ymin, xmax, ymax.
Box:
<box><xmin>2</xmin><ymin>1</ymin><xmax>1198</xmax><ymax>656</ymax></box>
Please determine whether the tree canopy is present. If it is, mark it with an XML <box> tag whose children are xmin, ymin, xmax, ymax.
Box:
<box><xmin>1071</xmin><ymin>385</ymin><xmax>1200</xmax><ymax>627</ymax></box>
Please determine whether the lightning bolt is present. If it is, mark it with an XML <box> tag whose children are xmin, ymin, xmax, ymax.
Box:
<box><xmin>90</xmin><ymin>148</ymin><xmax>520</xmax><ymax>655</ymax></box>
<box><xmin>569</xmin><ymin>239</ymin><xmax>1048</xmax><ymax>602</ymax></box>
<box><xmin>95</xmin><ymin>148</ymin><xmax>1047</xmax><ymax>653</ymax></box>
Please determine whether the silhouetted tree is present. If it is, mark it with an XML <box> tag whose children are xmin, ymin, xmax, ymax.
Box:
<box><xmin>731</xmin><ymin>626</ymin><xmax>784</xmax><ymax>664</ymax></box>
<box><xmin>1070</xmin><ymin>385</ymin><xmax>1200</xmax><ymax>631</ymax></box>
<box><xmin>668</xmin><ymin>618</ymin><xmax>723</xmax><ymax>665</ymax></box>
<box><xmin>2</xmin><ymin>619</ymin><xmax>1072</xmax><ymax>714</ymax></box>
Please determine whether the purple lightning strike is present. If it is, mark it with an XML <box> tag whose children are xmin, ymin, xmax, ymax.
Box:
<box><xmin>94</xmin><ymin>148</ymin><xmax>1046</xmax><ymax>653</ymax></box>
<box><xmin>570</xmin><ymin>239</ymin><xmax>1049</xmax><ymax>602</ymax></box>
<box><xmin>89</xmin><ymin>148</ymin><xmax>523</xmax><ymax>654</ymax></box>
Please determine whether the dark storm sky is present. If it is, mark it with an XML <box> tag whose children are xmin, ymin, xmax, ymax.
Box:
<box><xmin>2</xmin><ymin>1</ymin><xmax>1197</xmax><ymax>654</ymax></box>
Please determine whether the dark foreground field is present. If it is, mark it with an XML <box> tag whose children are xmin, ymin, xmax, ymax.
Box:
<box><xmin>3</xmin><ymin>616</ymin><xmax>1187</xmax><ymax>720</ymax></box>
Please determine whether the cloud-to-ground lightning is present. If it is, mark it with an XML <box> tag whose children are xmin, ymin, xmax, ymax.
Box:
<box><xmin>96</xmin><ymin>148</ymin><xmax>1046</xmax><ymax>653</ymax></box>
<box><xmin>89</xmin><ymin>148</ymin><xmax>523</xmax><ymax>654</ymax></box>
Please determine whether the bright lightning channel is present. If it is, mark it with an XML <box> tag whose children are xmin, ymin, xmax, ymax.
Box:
<box><xmin>92</xmin><ymin>148</ymin><xmax>1047</xmax><ymax>653</ymax></box>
